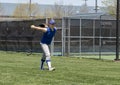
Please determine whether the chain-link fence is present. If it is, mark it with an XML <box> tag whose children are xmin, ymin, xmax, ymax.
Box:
<box><xmin>0</xmin><ymin>15</ymin><xmax>119</xmax><ymax>59</ymax></box>
<box><xmin>62</xmin><ymin>14</ymin><xmax>118</xmax><ymax>59</ymax></box>
<box><xmin>0</xmin><ymin>18</ymin><xmax>62</xmax><ymax>55</ymax></box>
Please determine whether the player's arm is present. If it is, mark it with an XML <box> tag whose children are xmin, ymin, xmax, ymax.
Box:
<box><xmin>31</xmin><ymin>25</ymin><xmax>47</xmax><ymax>32</ymax></box>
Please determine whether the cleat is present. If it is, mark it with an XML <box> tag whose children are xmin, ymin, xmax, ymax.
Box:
<box><xmin>49</xmin><ymin>67</ymin><xmax>55</xmax><ymax>71</ymax></box>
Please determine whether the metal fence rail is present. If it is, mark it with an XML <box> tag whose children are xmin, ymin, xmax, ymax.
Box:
<box><xmin>62</xmin><ymin>17</ymin><xmax>118</xmax><ymax>59</ymax></box>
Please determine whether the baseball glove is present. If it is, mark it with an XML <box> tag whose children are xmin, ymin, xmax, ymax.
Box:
<box><xmin>39</xmin><ymin>23</ymin><xmax>48</xmax><ymax>28</ymax></box>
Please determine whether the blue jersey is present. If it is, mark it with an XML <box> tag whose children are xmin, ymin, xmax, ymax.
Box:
<box><xmin>41</xmin><ymin>27</ymin><xmax>57</xmax><ymax>45</ymax></box>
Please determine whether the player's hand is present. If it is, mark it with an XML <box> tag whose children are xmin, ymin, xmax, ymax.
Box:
<box><xmin>31</xmin><ymin>25</ymin><xmax>35</xmax><ymax>29</ymax></box>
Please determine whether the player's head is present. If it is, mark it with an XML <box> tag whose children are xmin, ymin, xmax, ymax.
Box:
<box><xmin>48</xmin><ymin>19</ymin><xmax>55</xmax><ymax>28</ymax></box>
<box><xmin>49</xmin><ymin>19</ymin><xmax>55</xmax><ymax>25</ymax></box>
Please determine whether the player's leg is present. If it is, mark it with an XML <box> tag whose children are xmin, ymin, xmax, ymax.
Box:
<box><xmin>40</xmin><ymin>53</ymin><xmax>46</xmax><ymax>70</ymax></box>
<box><xmin>40</xmin><ymin>43</ymin><xmax>55</xmax><ymax>71</ymax></box>
<box><xmin>45</xmin><ymin>45</ymin><xmax>55</xmax><ymax>71</ymax></box>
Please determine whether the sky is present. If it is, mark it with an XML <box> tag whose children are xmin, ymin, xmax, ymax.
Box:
<box><xmin>0</xmin><ymin>0</ymin><xmax>104</xmax><ymax>6</ymax></box>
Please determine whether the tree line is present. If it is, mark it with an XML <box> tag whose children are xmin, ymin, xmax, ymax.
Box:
<box><xmin>0</xmin><ymin>1</ymin><xmax>77</xmax><ymax>18</ymax></box>
<box><xmin>0</xmin><ymin>0</ymin><xmax>118</xmax><ymax>18</ymax></box>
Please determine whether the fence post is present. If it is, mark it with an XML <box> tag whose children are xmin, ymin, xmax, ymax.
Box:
<box><xmin>79</xmin><ymin>19</ymin><xmax>82</xmax><ymax>57</ymax></box>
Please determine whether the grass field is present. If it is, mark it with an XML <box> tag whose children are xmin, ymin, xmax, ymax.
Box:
<box><xmin>0</xmin><ymin>51</ymin><xmax>120</xmax><ymax>85</ymax></box>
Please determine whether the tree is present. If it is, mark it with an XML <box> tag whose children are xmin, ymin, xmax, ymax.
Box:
<box><xmin>80</xmin><ymin>3</ymin><xmax>89</xmax><ymax>13</ymax></box>
<box><xmin>102</xmin><ymin>0</ymin><xmax>116</xmax><ymax>16</ymax></box>
<box><xmin>63</xmin><ymin>4</ymin><xmax>75</xmax><ymax>17</ymax></box>
<box><xmin>13</xmin><ymin>3</ymin><xmax>41</xmax><ymax>18</ymax></box>
<box><xmin>30</xmin><ymin>3</ymin><xmax>41</xmax><ymax>17</ymax></box>
<box><xmin>54</xmin><ymin>3</ymin><xmax>63</xmax><ymax>18</ymax></box>
<box><xmin>46</xmin><ymin>1</ymin><xmax>75</xmax><ymax>18</ymax></box>
<box><xmin>44</xmin><ymin>8</ymin><xmax>56</xmax><ymax>18</ymax></box>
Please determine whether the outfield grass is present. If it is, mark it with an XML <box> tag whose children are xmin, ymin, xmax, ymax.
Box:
<box><xmin>0</xmin><ymin>51</ymin><xmax>120</xmax><ymax>85</ymax></box>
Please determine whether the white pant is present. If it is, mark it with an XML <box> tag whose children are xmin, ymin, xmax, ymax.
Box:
<box><xmin>40</xmin><ymin>43</ymin><xmax>51</xmax><ymax>61</ymax></box>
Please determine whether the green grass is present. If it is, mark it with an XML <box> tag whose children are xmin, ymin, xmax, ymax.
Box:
<box><xmin>0</xmin><ymin>51</ymin><xmax>120</xmax><ymax>85</ymax></box>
